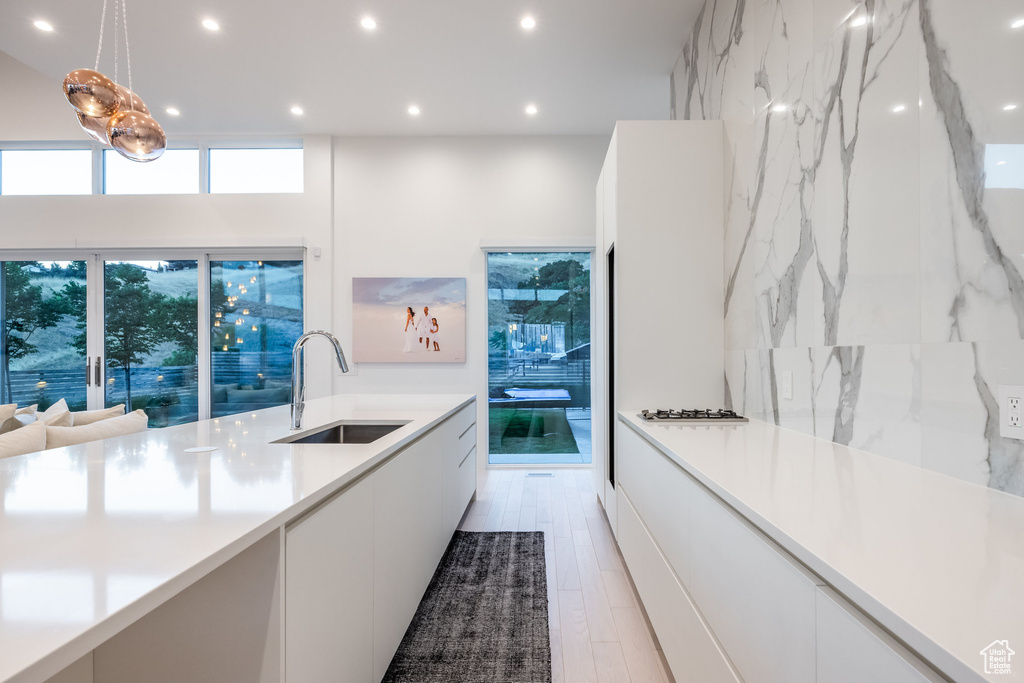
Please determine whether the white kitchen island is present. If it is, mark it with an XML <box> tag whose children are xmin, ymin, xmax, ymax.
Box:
<box><xmin>614</xmin><ymin>411</ymin><xmax>1024</xmax><ymax>683</ymax></box>
<box><xmin>0</xmin><ymin>393</ymin><xmax>477</xmax><ymax>683</ymax></box>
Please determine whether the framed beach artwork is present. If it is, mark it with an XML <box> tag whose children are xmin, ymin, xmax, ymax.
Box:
<box><xmin>352</xmin><ymin>277</ymin><xmax>467</xmax><ymax>363</ymax></box>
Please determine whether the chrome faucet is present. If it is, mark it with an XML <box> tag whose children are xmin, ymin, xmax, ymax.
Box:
<box><xmin>291</xmin><ymin>330</ymin><xmax>349</xmax><ymax>430</ymax></box>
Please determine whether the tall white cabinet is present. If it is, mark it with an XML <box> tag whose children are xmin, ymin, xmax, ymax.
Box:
<box><xmin>595</xmin><ymin>121</ymin><xmax>725</xmax><ymax>520</ymax></box>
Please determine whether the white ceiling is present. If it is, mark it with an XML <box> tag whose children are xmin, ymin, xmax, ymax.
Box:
<box><xmin>0</xmin><ymin>0</ymin><xmax>702</xmax><ymax>138</ymax></box>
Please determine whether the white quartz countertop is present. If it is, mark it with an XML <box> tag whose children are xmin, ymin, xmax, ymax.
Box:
<box><xmin>619</xmin><ymin>411</ymin><xmax>1024</xmax><ymax>683</ymax></box>
<box><xmin>0</xmin><ymin>393</ymin><xmax>475</xmax><ymax>683</ymax></box>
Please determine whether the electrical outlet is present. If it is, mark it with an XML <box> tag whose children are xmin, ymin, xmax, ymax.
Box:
<box><xmin>782</xmin><ymin>371</ymin><xmax>793</xmax><ymax>401</ymax></box>
<box><xmin>999</xmin><ymin>385</ymin><xmax>1024</xmax><ymax>440</ymax></box>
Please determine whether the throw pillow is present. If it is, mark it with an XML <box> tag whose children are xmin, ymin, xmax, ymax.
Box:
<box><xmin>0</xmin><ymin>414</ymin><xmax>36</xmax><ymax>435</ymax></box>
<box><xmin>40</xmin><ymin>399</ymin><xmax>72</xmax><ymax>426</ymax></box>
<box><xmin>0</xmin><ymin>421</ymin><xmax>46</xmax><ymax>459</ymax></box>
<box><xmin>45</xmin><ymin>409</ymin><xmax>149</xmax><ymax>450</ymax></box>
<box><xmin>72</xmin><ymin>404</ymin><xmax>126</xmax><ymax>426</ymax></box>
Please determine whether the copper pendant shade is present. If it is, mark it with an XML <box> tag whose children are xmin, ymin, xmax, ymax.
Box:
<box><xmin>75</xmin><ymin>111</ymin><xmax>111</xmax><ymax>144</ymax></box>
<box><xmin>107</xmin><ymin>110</ymin><xmax>166</xmax><ymax>162</ymax></box>
<box><xmin>63</xmin><ymin>69</ymin><xmax>119</xmax><ymax>118</ymax></box>
<box><xmin>63</xmin><ymin>0</ymin><xmax>167</xmax><ymax>162</ymax></box>
<box><xmin>115</xmin><ymin>84</ymin><xmax>150</xmax><ymax>116</ymax></box>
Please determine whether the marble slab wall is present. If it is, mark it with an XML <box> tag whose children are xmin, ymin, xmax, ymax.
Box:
<box><xmin>672</xmin><ymin>0</ymin><xmax>1024</xmax><ymax>496</ymax></box>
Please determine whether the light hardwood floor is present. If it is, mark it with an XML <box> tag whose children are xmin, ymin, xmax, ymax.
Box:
<box><xmin>457</xmin><ymin>469</ymin><xmax>674</xmax><ymax>683</ymax></box>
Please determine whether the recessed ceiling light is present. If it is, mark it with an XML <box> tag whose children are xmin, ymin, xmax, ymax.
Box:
<box><xmin>33</xmin><ymin>20</ymin><xmax>54</xmax><ymax>32</ymax></box>
<box><xmin>361</xmin><ymin>16</ymin><xmax>378</xmax><ymax>31</ymax></box>
<box><xmin>408</xmin><ymin>105</ymin><xmax>421</xmax><ymax>116</ymax></box>
<box><xmin>892</xmin><ymin>104</ymin><xmax>906</xmax><ymax>113</ymax></box>
<box><xmin>202</xmin><ymin>18</ymin><xmax>220</xmax><ymax>31</ymax></box>
<box><xmin>525</xmin><ymin>104</ymin><xmax>538</xmax><ymax>116</ymax></box>
<box><xmin>1005</xmin><ymin>104</ymin><xmax>1019</xmax><ymax>111</ymax></box>
<box><xmin>290</xmin><ymin>106</ymin><xmax>304</xmax><ymax>116</ymax></box>
<box><xmin>1012</xmin><ymin>18</ymin><xmax>1024</xmax><ymax>29</ymax></box>
<box><xmin>997</xmin><ymin>160</ymin><xmax>1008</xmax><ymax>166</ymax></box>
<box><xmin>166</xmin><ymin>107</ymin><xmax>181</xmax><ymax>116</ymax></box>
<box><xmin>521</xmin><ymin>15</ymin><xmax>537</xmax><ymax>30</ymax></box>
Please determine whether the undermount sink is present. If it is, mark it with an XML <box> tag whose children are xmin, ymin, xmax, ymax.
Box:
<box><xmin>275</xmin><ymin>422</ymin><xmax>409</xmax><ymax>445</ymax></box>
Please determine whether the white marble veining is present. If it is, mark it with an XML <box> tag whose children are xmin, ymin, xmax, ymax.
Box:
<box><xmin>0</xmin><ymin>393</ymin><xmax>474</xmax><ymax>683</ymax></box>
<box><xmin>673</xmin><ymin>0</ymin><xmax>1024</xmax><ymax>496</ymax></box>
<box><xmin>620</xmin><ymin>411</ymin><xmax>1024</xmax><ymax>683</ymax></box>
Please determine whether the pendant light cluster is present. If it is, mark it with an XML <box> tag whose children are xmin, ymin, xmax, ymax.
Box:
<box><xmin>62</xmin><ymin>0</ymin><xmax>165</xmax><ymax>162</ymax></box>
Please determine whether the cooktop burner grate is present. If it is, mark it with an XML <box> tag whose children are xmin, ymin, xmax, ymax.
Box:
<box><xmin>639</xmin><ymin>408</ymin><xmax>749</xmax><ymax>423</ymax></box>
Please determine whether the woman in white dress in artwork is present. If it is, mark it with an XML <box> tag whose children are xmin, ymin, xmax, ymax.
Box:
<box><xmin>402</xmin><ymin>307</ymin><xmax>416</xmax><ymax>352</ymax></box>
<box><xmin>430</xmin><ymin>317</ymin><xmax>441</xmax><ymax>352</ymax></box>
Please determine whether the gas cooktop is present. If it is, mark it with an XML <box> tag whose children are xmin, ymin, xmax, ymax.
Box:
<box><xmin>638</xmin><ymin>409</ymin><xmax>749</xmax><ymax>424</ymax></box>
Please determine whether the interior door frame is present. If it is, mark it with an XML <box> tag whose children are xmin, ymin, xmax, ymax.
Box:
<box><xmin>479</xmin><ymin>239</ymin><xmax>597</xmax><ymax>469</ymax></box>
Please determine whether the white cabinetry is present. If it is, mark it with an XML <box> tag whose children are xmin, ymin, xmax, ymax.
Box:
<box><xmin>601</xmin><ymin>121</ymin><xmax>725</xmax><ymax>418</ymax></box>
<box><xmin>286</xmin><ymin>477</ymin><xmax>374</xmax><ymax>683</ymax></box>
<box><xmin>816</xmin><ymin>588</ymin><xmax>943</xmax><ymax>683</ymax></box>
<box><xmin>373</xmin><ymin>424</ymin><xmax>446</xmax><ymax>680</ymax></box>
<box><xmin>689</xmin><ymin>481</ymin><xmax>820</xmax><ymax>683</ymax></box>
<box><xmin>443</xmin><ymin>403</ymin><xmax>477</xmax><ymax>535</ymax></box>
<box><xmin>615</xmin><ymin>419</ymin><xmax>945</xmax><ymax>683</ymax></box>
<box><xmin>283</xmin><ymin>400</ymin><xmax>477</xmax><ymax>683</ymax></box>
<box><xmin>598</xmin><ymin>120</ymin><xmax>725</xmax><ymax>538</ymax></box>
<box><xmin>617</xmin><ymin>489</ymin><xmax>738</xmax><ymax>683</ymax></box>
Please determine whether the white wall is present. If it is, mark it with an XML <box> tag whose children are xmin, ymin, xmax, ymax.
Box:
<box><xmin>331</xmin><ymin>135</ymin><xmax>608</xmax><ymax>466</ymax></box>
<box><xmin>0</xmin><ymin>51</ymin><xmax>84</xmax><ymax>141</ymax></box>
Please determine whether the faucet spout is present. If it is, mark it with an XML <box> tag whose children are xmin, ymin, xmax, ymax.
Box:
<box><xmin>291</xmin><ymin>330</ymin><xmax>350</xmax><ymax>430</ymax></box>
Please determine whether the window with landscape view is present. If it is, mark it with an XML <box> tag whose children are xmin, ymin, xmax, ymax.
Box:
<box><xmin>103</xmin><ymin>260</ymin><xmax>199</xmax><ymax>427</ymax></box>
<box><xmin>210</xmin><ymin>260</ymin><xmax>303</xmax><ymax>418</ymax></box>
<box><xmin>487</xmin><ymin>252</ymin><xmax>591</xmax><ymax>465</ymax></box>
<box><xmin>0</xmin><ymin>261</ymin><xmax>88</xmax><ymax>410</ymax></box>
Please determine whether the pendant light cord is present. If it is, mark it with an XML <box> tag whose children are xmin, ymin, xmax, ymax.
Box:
<box><xmin>121</xmin><ymin>0</ymin><xmax>133</xmax><ymax>92</ymax></box>
<box><xmin>93</xmin><ymin>0</ymin><xmax>109</xmax><ymax>71</ymax></box>
<box><xmin>112</xmin><ymin>0</ymin><xmax>119</xmax><ymax>84</ymax></box>
<box><xmin>94</xmin><ymin>0</ymin><xmax>132</xmax><ymax>91</ymax></box>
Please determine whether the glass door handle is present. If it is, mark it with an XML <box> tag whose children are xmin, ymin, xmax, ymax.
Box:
<box><xmin>87</xmin><ymin>357</ymin><xmax>92</xmax><ymax>386</ymax></box>
<box><xmin>94</xmin><ymin>357</ymin><xmax>102</xmax><ymax>386</ymax></box>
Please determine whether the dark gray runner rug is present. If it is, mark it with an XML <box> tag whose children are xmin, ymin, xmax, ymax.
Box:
<box><xmin>382</xmin><ymin>531</ymin><xmax>551</xmax><ymax>683</ymax></box>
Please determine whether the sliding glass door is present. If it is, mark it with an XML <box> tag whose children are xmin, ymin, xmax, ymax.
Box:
<box><xmin>102</xmin><ymin>259</ymin><xmax>199</xmax><ymax>427</ymax></box>
<box><xmin>210</xmin><ymin>259</ymin><xmax>303</xmax><ymax>418</ymax></box>
<box><xmin>0</xmin><ymin>251</ymin><xmax>303</xmax><ymax>427</ymax></box>
<box><xmin>0</xmin><ymin>260</ymin><xmax>88</xmax><ymax>410</ymax></box>
<box><xmin>486</xmin><ymin>251</ymin><xmax>592</xmax><ymax>465</ymax></box>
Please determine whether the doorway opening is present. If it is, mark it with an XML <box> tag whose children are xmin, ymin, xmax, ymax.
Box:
<box><xmin>486</xmin><ymin>251</ymin><xmax>592</xmax><ymax>465</ymax></box>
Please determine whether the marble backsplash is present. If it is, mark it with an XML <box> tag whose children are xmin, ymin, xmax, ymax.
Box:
<box><xmin>672</xmin><ymin>0</ymin><xmax>1024</xmax><ymax>496</ymax></box>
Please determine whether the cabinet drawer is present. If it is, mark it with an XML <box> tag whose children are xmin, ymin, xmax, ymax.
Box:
<box><xmin>459</xmin><ymin>446</ymin><xmax>477</xmax><ymax>511</ymax></box>
<box><xmin>449</xmin><ymin>403</ymin><xmax>476</xmax><ymax>441</ymax></box>
<box><xmin>816</xmin><ymin>588</ymin><xmax>943</xmax><ymax>683</ymax></box>
<box><xmin>618</xmin><ymin>488</ymin><xmax>738</xmax><ymax>683</ymax></box>
<box><xmin>456</xmin><ymin>421</ymin><xmax>476</xmax><ymax>460</ymax></box>
<box><xmin>689</xmin><ymin>488</ymin><xmax>820</xmax><ymax>683</ymax></box>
